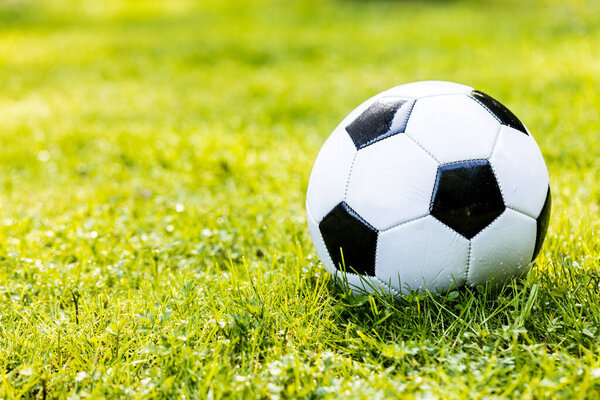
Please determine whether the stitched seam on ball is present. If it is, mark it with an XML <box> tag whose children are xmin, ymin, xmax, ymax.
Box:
<box><xmin>374</xmin><ymin>230</ymin><xmax>380</xmax><ymax>279</ymax></box>
<box><xmin>374</xmin><ymin>276</ymin><xmax>401</xmax><ymax>298</ymax></box>
<box><xmin>360</xmin><ymin>100</ymin><xmax>417</xmax><ymax>149</ymax></box>
<box><xmin>488</xmin><ymin>136</ymin><xmax>539</xmax><ymax>220</ymax></box>
<box><xmin>507</xmin><ymin>206</ymin><xmax>537</xmax><ymax>220</ymax></box>
<box><xmin>468</xmin><ymin>95</ymin><xmax>503</xmax><ymax>125</ymax></box>
<box><xmin>429</xmin><ymin>213</ymin><xmax>471</xmax><ymax>240</ymax></box>
<box><xmin>488</xmin><ymin>161</ymin><xmax>507</xmax><ymax>206</ymax></box>
<box><xmin>361</xmin><ymin>132</ymin><xmax>394</xmax><ymax>149</ymax></box>
<box><xmin>465</xmin><ymin>241</ymin><xmax>472</xmax><ymax>284</ymax></box>
<box><xmin>470</xmin><ymin>211</ymin><xmax>504</xmax><ymax>242</ymax></box>
<box><xmin>404</xmin><ymin>132</ymin><xmax>440</xmax><ymax>164</ymax></box>
<box><xmin>427</xmin><ymin>217</ymin><xmax>470</xmax><ymax>285</ymax></box>
<box><xmin>343</xmin><ymin>151</ymin><xmax>358</xmax><ymax>200</ymax></box>
<box><xmin>361</xmin><ymin>131</ymin><xmax>402</xmax><ymax>149</ymax></box>
<box><xmin>429</xmin><ymin>164</ymin><xmax>441</xmax><ymax>211</ymax></box>
<box><xmin>341</xmin><ymin>202</ymin><xmax>377</xmax><ymax>233</ymax></box>
<box><xmin>399</xmin><ymin>98</ymin><xmax>416</xmax><ymax>132</ymax></box>
<box><xmin>381</xmin><ymin>214</ymin><xmax>429</xmax><ymax>233</ymax></box>
<box><xmin>488</xmin><ymin>123</ymin><xmax>503</xmax><ymax>159</ymax></box>
<box><xmin>466</xmin><ymin>212</ymin><xmax>506</xmax><ymax>285</ymax></box>
<box><xmin>439</xmin><ymin>158</ymin><xmax>488</xmax><ymax>166</ymax></box>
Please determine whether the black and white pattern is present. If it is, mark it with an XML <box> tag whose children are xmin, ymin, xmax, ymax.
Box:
<box><xmin>306</xmin><ymin>81</ymin><xmax>551</xmax><ymax>295</ymax></box>
<box><xmin>430</xmin><ymin>160</ymin><xmax>505</xmax><ymax>239</ymax></box>
<box><xmin>345</xmin><ymin>98</ymin><xmax>415</xmax><ymax>149</ymax></box>
<box><xmin>319</xmin><ymin>202</ymin><xmax>378</xmax><ymax>276</ymax></box>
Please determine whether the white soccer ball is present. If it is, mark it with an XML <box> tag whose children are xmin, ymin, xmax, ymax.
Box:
<box><xmin>306</xmin><ymin>81</ymin><xmax>551</xmax><ymax>296</ymax></box>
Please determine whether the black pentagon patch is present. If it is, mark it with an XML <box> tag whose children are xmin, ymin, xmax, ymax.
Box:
<box><xmin>470</xmin><ymin>90</ymin><xmax>528</xmax><ymax>135</ymax></box>
<box><xmin>345</xmin><ymin>98</ymin><xmax>414</xmax><ymax>149</ymax></box>
<box><xmin>532</xmin><ymin>186</ymin><xmax>551</xmax><ymax>261</ymax></box>
<box><xmin>319</xmin><ymin>202</ymin><xmax>378</xmax><ymax>276</ymax></box>
<box><xmin>430</xmin><ymin>160</ymin><xmax>505</xmax><ymax>239</ymax></box>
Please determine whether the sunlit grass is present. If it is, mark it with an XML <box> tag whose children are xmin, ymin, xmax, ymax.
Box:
<box><xmin>0</xmin><ymin>0</ymin><xmax>598</xmax><ymax>398</ymax></box>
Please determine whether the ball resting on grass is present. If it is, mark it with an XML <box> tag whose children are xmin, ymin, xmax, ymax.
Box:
<box><xmin>306</xmin><ymin>81</ymin><xmax>551</xmax><ymax>296</ymax></box>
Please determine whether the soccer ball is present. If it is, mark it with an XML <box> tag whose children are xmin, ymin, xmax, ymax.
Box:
<box><xmin>306</xmin><ymin>81</ymin><xmax>551</xmax><ymax>296</ymax></box>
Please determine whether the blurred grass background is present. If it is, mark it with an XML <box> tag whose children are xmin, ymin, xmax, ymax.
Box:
<box><xmin>0</xmin><ymin>0</ymin><xmax>599</xmax><ymax>398</ymax></box>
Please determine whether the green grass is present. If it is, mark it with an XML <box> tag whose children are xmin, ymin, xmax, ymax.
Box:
<box><xmin>0</xmin><ymin>0</ymin><xmax>598</xmax><ymax>398</ymax></box>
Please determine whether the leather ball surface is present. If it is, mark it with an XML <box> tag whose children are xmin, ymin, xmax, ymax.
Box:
<box><xmin>306</xmin><ymin>81</ymin><xmax>551</xmax><ymax>296</ymax></box>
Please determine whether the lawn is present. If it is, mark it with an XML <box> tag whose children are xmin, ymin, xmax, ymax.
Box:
<box><xmin>0</xmin><ymin>0</ymin><xmax>599</xmax><ymax>398</ymax></box>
